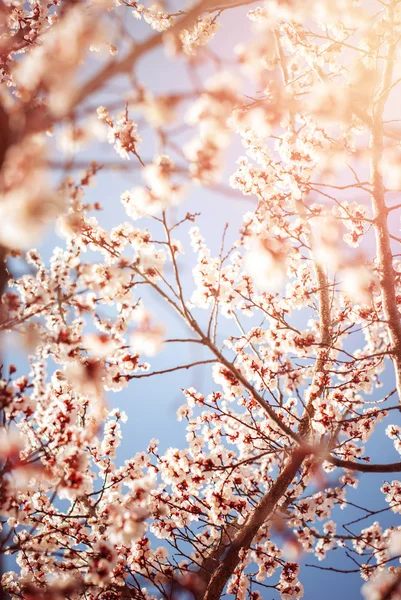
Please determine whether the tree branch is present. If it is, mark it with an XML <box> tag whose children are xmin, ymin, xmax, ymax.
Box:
<box><xmin>370</xmin><ymin>4</ymin><xmax>401</xmax><ymax>405</ymax></box>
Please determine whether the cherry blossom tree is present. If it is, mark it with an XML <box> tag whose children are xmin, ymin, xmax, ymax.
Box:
<box><xmin>2</xmin><ymin>0</ymin><xmax>401</xmax><ymax>599</ymax></box>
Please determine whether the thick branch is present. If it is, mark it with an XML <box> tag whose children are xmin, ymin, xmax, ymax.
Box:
<box><xmin>199</xmin><ymin>450</ymin><xmax>306</xmax><ymax>600</ymax></box>
<box><xmin>198</xmin><ymin>234</ymin><xmax>332</xmax><ymax>600</ymax></box>
<box><xmin>297</xmin><ymin>262</ymin><xmax>331</xmax><ymax>438</ymax></box>
<box><xmin>370</xmin><ymin>8</ymin><xmax>401</xmax><ymax>404</ymax></box>
<box><xmin>327</xmin><ymin>456</ymin><xmax>401</xmax><ymax>473</ymax></box>
<box><xmin>70</xmin><ymin>0</ymin><xmax>214</xmax><ymax>111</ymax></box>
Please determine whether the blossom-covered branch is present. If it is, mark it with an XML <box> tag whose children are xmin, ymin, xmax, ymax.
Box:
<box><xmin>2</xmin><ymin>1</ymin><xmax>401</xmax><ymax>600</ymax></box>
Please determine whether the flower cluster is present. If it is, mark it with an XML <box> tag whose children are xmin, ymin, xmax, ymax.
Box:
<box><xmin>98</xmin><ymin>106</ymin><xmax>142</xmax><ymax>161</ymax></box>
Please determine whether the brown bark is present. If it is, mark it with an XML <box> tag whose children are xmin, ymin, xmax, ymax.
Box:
<box><xmin>369</xmin><ymin>5</ymin><xmax>401</xmax><ymax>404</ymax></box>
<box><xmin>0</xmin><ymin>102</ymin><xmax>11</xmax><ymax>600</ymax></box>
<box><xmin>198</xmin><ymin>254</ymin><xmax>332</xmax><ymax>600</ymax></box>
<box><xmin>0</xmin><ymin>103</ymin><xmax>11</xmax><ymax>322</ymax></box>
<box><xmin>199</xmin><ymin>451</ymin><xmax>305</xmax><ymax>600</ymax></box>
